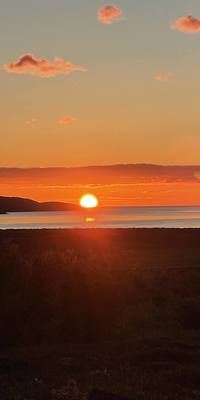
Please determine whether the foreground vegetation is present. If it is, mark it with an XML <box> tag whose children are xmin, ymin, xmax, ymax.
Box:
<box><xmin>0</xmin><ymin>229</ymin><xmax>200</xmax><ymax>399</ymax></box>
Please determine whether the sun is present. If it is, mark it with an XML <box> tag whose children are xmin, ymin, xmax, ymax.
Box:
<box><xmin>80</xmin><ymin>194</ymin><xmax>98</xmax><ymax>209</ymax></box>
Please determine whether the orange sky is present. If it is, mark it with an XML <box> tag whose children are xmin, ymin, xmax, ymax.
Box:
<box><xmin>1</xmin><ymin>1</ymin><xmax>200</xmax><ymax>168</ymax></box>
<box><xmin>1</xmin><ymin>182</ymin><xmax>200</xmax><ymax>207</ymax></box>
<box><xmin>0</xmin><ymin>165</ymin><xmax>200</xmax><ymax>206</ymax></box>
<box><xmin>1</xmin><ymin>2</ymin><xmax>200</xmax><ymax>205</ymax></box>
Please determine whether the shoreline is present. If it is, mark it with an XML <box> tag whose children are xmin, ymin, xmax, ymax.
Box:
<box><xmin>0</xmin><ymin>227</ymin><xmax>200</xmax><ymax>232</ymax></box>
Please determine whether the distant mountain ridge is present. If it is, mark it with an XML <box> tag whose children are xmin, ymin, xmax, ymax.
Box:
<box><xmin>0</xmin><ymin>196</ymin><xmax>80</xmax><ymax>214</ymax></box>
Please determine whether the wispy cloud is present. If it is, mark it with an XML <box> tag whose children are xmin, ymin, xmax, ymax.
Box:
<box><xmin>59</xmin><ymin>116</ymin><xmax>75</xmax><ymax>125</ymax></box>
<box><xmin>0</xmin><ymin>165</ymin><xmax>199</xmax><ymax>184</ymax></box>
<box><xmin>4</xmin><ymin>53</ymin><xmax>87</xmax><ymax>78</ymax></box>
<box><xmin>26</xmin><ymin>118</ymin><xmax>37</xmax><ymax>125</ymax></box>
<box><xmin>171</xmin><ymin>15</ymin><xmax>200</xmax><ymax>33</ymax></box>
<box><xmin>155</xmin><ymin>72</ymin><xmax>174</xmax><ymax>82</ymax></box>
<box><xmin>98</xmin><ymin>4</ymin><xmax>123</xmax><ymax>24</ymax></box>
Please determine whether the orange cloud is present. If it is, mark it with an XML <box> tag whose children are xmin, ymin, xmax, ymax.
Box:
<box><xmin>155</xmin><ymin>72</ymin><xmax>174</xmax><ymax>82</ymax></box>
<box><xmin>59</xmin><ymin>116</ymin><xmax>75</xmax><ymax>125</ymax></box>
<box><xmin>4</xmin><ymin>53</ymin><xmax>87</xmax><ymax>78</ymax></box>
<box><xmin>98</xmin><ymin>4</ymin><xmax>123</xmax><ymax>24</ymax></box>
<box><xmin>171</xmin><ymin>15</ymin><xmax>200</xmax><ymax>33</ymax></box>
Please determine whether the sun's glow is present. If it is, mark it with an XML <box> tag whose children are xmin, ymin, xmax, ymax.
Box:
<box><xmin>80</xmin><ymin>194</ymin><xmax>98</xmax><ymax>208</ymax></box>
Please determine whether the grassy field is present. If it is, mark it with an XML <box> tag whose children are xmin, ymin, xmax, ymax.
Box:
<box><xmin>0</xmin><ymin>229</ymin><xmax>200</xmax><ymax>399</ymax></box>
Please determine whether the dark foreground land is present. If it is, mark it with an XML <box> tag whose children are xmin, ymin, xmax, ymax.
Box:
<box><xmin>0</xmin><ymin>229</ymin><xmax>200</xmax><ymax>399</ymax></box>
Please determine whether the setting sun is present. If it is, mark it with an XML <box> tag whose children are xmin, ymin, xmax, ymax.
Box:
<box><xmin>80</xmin><ymin>194</ymin><xmax>98</xmax><ymax>209</ymax></box>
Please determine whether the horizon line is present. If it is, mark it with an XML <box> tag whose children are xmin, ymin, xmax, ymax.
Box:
<box><xmin>0</xmin><ymin>163</ymin><xmax>200</xmax><ymax>170</ymax></box>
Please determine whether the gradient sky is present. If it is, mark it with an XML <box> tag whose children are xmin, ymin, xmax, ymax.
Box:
<box><xmin>1</xmin><ymin>165</ymin><xmax>200</xmax><ymax>206</ymax></box>
<box><xmin>1</xmin><ymin>0</ymin><xmax>200</xmax><ymax>167</ymax></box>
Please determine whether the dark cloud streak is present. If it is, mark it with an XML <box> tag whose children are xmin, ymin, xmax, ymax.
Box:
<box><xmin>0</xmin><ymin>165</ymin><xmax>199</xmax><ymax>185</ymax></box>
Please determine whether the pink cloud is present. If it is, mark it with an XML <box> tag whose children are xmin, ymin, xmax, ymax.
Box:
<box><xmin>59</xmin><ymin>116</ymin><xmax>75</xmax><ymax>125</ymax></box>
<box><xmin>155</xmin><ymin>72</ymin><xmax>174</xmax><ymax>82</ymax></box>
<box><xmin>98</xmin><ymin>4</ymin><xmax>123</xmax><ymax>24</ymax></box>
<box><xmin>171</xmin><ymin>15</ymin><xmax>200</xmax><ymax>33</ymax></box>
<box><xmin>4</xmin><ymin>53</ymin><xmax>87</xmax><ymax>78</ymax></box>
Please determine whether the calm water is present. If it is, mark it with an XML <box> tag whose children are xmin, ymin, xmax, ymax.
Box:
<box><xmin>1</xmin><ymin>206</ymin><xmax>200</xmax><ymax>229</ymax></box>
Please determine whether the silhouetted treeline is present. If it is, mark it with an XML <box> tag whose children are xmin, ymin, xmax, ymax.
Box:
<box><xmin>0</xmin><ymin>229</ymin><xmax>200</xmax><ymax>346</ymax></box>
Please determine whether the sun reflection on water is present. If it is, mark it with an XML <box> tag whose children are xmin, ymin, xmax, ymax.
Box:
<box><xmin>85</xmin><ymin>217</ymin><xmax>96</xmax><ymax>223</ymax></box>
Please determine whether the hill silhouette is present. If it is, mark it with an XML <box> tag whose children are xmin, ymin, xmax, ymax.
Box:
<box><xmin>0</xmin><ymin>196</ymin><xmax>80</xmax><ymax>214</ymax></box>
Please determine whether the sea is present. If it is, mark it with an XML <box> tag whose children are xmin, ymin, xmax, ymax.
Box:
<box><xmin>0</xmin><ymin>206</ymin><xmax>200</xmax><ymax>229</ymax></box>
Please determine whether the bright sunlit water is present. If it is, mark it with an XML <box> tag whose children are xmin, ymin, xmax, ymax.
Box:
<box><xmin>1</xmin><ymin>206</ymin><xmax>200</xmax><ymax>229</ymax></box>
